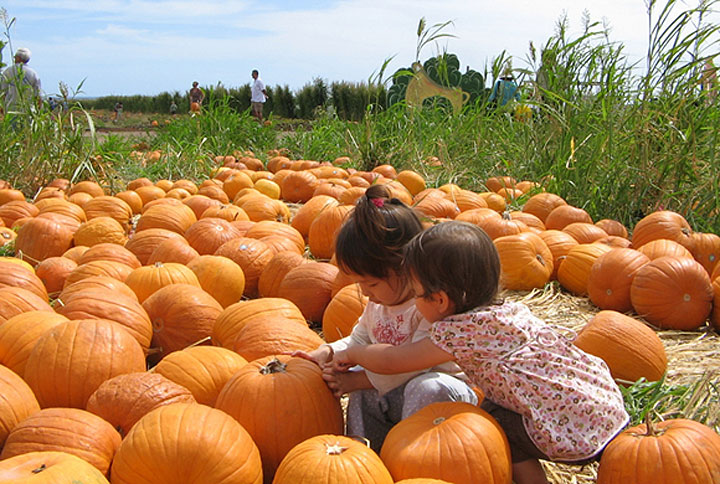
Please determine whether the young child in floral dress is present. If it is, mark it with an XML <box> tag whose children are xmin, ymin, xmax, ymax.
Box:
<box><xmin>333</xmin><ymin>221</ymin><xmax>629</xmax><ymax>484</ymax></box>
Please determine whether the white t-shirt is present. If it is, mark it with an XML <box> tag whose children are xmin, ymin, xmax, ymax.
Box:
<box><xmin>328</xmin><ymin>299</ymin><xmax>465</xmax><ymax>395</ymax></box>
<box><xmin>0</xmin><ymin>63</ymin><xmax>41</xmax><ymax>110</ymax></box>
<box><xmin>251</xmin><ymin>78</ymin><xmax>266</xmax><ymax>103</ymax></box>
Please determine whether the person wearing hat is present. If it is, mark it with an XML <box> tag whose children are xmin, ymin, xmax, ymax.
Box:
<box><xmin>0</xmin><ymin>47</ymin><xmax>42</xmax><ymax>115</ymax></box>
<box><xmin>489</xmin><ymin>66</ymin><xmax>520</xmax><ymax>109</ymax></box>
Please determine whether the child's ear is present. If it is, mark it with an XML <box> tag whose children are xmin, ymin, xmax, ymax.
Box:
<box><xmin>435</xmin><ymin>290</ymin><xmax>456</xmax><ymax>314</ymax></box>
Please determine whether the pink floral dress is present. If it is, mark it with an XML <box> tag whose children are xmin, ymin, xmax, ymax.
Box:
<box><xmin>429</xmin><ymin>301</ymin><xmax>629</xmax><ymax>461</ymax></box>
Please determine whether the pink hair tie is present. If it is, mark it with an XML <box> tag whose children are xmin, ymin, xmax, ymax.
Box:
<box><xmin>371</xmin><ymin>198</ymin><xmax>385</xmax><ymax>208</ymax></box>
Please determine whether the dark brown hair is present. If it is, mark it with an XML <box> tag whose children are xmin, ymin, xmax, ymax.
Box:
<box><xmin>335</xmin><ymin>184</ymin><xmax>424</xmax><ymax>279</ymax></box>
<box><xmin>404</xmin><ymin>221</ymin><xmax>500</xmax><ymax>313</ymax></box>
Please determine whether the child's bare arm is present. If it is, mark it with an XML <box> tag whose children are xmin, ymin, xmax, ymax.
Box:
<box><xmin>333</xmin><ymin>338</ymin><xmax>454</xmax><ymax>374</ymax></box>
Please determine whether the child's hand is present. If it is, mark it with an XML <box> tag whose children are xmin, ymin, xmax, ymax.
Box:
<box><xmin>288</xmin><ymin>346</ymin><xmax>333</xmax><ymax>368</ymax></box>
<box><xmin>331</xmin><ymin>349</ymin><xmax>355</xmax><ymax>372</ymax></box>
<box><xmin>322</xmin><ymin>367</ymin><xmax>370</xmax><ymax>398</ymax></box>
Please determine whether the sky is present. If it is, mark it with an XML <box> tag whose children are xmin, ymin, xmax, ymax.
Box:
<box><xmin>0</xmin><ymin>1</ymin><xmax>716</xmax><ymax>99</ymax></box>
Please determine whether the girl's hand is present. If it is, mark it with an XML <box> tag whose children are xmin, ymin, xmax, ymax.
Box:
<box><xmin>332</xmin><ymin>349</ymin><xmax>356</xmax><ymax>372</ymax></box>
<box><xmin>288</xmin><ymin>346</ymin><xmax>333</xmax><ymax>368</ymax></box>
<box><xmin>322</xmin><ymin>367</ymin><xmax>371</xmax><ymax>398</ymax></box>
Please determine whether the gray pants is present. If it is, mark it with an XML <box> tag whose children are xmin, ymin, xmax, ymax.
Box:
<box><xmin>346</xmin><ymin>372</ymin><xmax>478</xmax><ymax>453</ymax></box>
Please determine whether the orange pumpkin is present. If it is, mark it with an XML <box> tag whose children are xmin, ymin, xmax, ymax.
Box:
<box><xmin>0</xmin><ymin>451</ymin><xmax>110</xmax><ymax>483</ymax></box>
<box><xmin>232</xmin><ymin>316</ymin><xmax>325</xmax><ymax>362</ymax></box>
<box><xmin>545</xmin><ymin>204</ymin><xmax>593</xmax><ymax>230</ymax></box>
<box><xmin>380</xmin><ymin>401</ymin><xmax>511</xmax><ymax>483</ymax></box>
<box><xmin>125</xmin><ymin>228</ymin><xmax>185</xmax><ymax>265</ymax></box>
<box><xmin>0</xmin><ymin>311</ymin><xmax>68</xmax><ymax>377</ymax></box>
<box><xmin>322</xmin><ymin>283</ymin><xmax>367</xmax><ymax>343</ymax></box>
<box><xmin>630</xmin><ymin>256</ymin><xmax>713</xmax><ymax>330</ymax></box>
<box><xmin>0</xmin><ymin>260</ymin><xmax>49</xmax><ymax>300</ymax></box>
<box><xmin>215</xmin><ymin>356</ymin><xmax>344</xmax><ymax>482</ymax></box>
<box><xmin>110</xmin><ymin>403</ymin><xmax>263</xmax><ymax>484</ymax></box>
<box><xmin>62</xmin><ymin>260</ymin><xmax>133</xmax><ymax>288</ymax></box>
<box><xmin>184</xmin><ymin>217</ymin><xmax>244</xmax><ymax>255</ymax></box>
<box><xmin>636</xmin><ymin>238</ymin><xmax>693</xmax><ymax>260</ymax></box>
<box><xmin>86</xmin><ymin>372</ymin><xmax>196</xmax><ymax>438</ymax></box>
<box><xmin>83</xmin><ymin>195</ymin><xmax>134</xmax><ymax>231</ymax></box>
<box><xmin>562</xmin><ymin>222</ymin><xmax>608</xmax><ymax>244</ymax></box>
<box><xmin>34</xmin><ymin>256</ymin><xmax>78</xmax><ymax>297</ymax></box>
<box><xmin>595</xmin><ymin>218</ymin><xmax>629</xmax><ymax>238</ymax></box>
<box><xmin>687</xmin><ymin>231</ymin><xmax>720</xmax><ymax>276</ymax></box>
<box><xmin>557</xmin><ymin>243</ymin><xmax>612</xmax><ymax>296</ymax></box>
<box><xmin>147</xmin><ymin>236</ymin><xmax>200</xmax><ymax>265</ymax></box>
<box><xmin>596</xmin><ymin>418</ymin><xmax>720</xmax><ymax>484</ymax></box>
<box><xmin>587</xmin><ymin>248</ymin><xmax>651</xmax><ymax>312</ymax></box>
<box><xmin>124</xmin><ymin>261</ymin><xmax>201</xmax><ymax>303</ymax></box>
<box><xmin>76</xmin><ymin>242</ymin><xmax>142</xmax><ymax>269</ymax></box>
<box><xmin>521</xmin><ymin>192</ymin><xmax>567</xmax><ymax>222</ymax></box>
<box><xmin>0</xmin><ymin>287</ymin><xmax>53</xmax><ymax>324</ymax></box>
<box><xmin>15</xmin><ymin>216</ymin><xmax>74</xmax><ymax>266</ymax></box>
<box><xmin>23</xmin><ymin>319</ymin><xmax>146</xmax><ymax>409</ymax></box>
<box><xmin>186</xmin><ymin>255</ymin><xmax>245</xmax><ymax>308</ymax></box>
<box><xmin>494</xmin><ymin>232</ymin><xmax>553</xmax><ymax>290</ymax></box>
<box><xmin>273</xmin><ymin>434</ymin><xmax>394</xmax><ymax>484</ymax></box>
<box><xmin>0</xmin><ymin>364</ymin><xmax>40</xmax><ymax>447</ymax></box>
<box><xmin>308</xmin><ymin>204</ymin><xmax>354</xmax><ymax>260</ymax></box>
<box><xmin>215</xmin><ymin>237</ymin><xmax>274</xmax><ymax>298</ymax></box>
<box><xmin>277</xmin><ymin>261</ymin><xmax>339</xmax><ymax>323</ymax></box>
<box><xmin>574</xmin><ymin>310</ymin><xmax>667</xmax><ymax>383</ymax></box>
<box><xmin>631</xmin><ymin>210</ymin><xmax>692</xmax><ymax>249</ymax></box>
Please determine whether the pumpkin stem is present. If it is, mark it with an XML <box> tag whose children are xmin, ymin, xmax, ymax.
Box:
<box><xmin>325</xmin><ymin>442</ymin><xmax>349</xmax><ymax>455</ymax></box>
<box><xmin>32</xmin><ymin>464</ymin><xmax>47</xmax><ymax>474</ymax></box>
<box><xmin>502</xmin><ymin>211</ymin><xmax>512</xmax><ymax>221</ymax></box>
<box><xmin>644</xmin><ymin>413</ymin><xmax>656</xmax><ymax>437</ymax></box>
<box><xmin>433</xmin><ymin>417</ymin><xmax>446</xmax><ymax>425</ymax></box>
<box><xmin>260</xmin><ymin>358</ymin><xmax>287</xmax><ymax>374</ymax></box>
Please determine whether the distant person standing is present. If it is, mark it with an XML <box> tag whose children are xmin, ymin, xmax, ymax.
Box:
<box><xmin>189</xmin><ymin>81</ymin><xmax>204</xmax><ymax>112</ymax></box>
<box><xmin>0</xmin><ymin>47</ymin><xmax>42</xmax><ymax>118</ymax></box>
<box><xmin>489</xmin><ymin>70</ymin><xmax>520</xmax><ymax>109</ymax></box>
<box><xmin>169</xmin><ymin>100</ymin><xmax>178</xmax><ymax>115</ymax></box>
<box><xmin>250</xmin><ymin>69</ymin><xmax>268</xmax><ymax>122</ymax></box>
<box><xmin>113</xmin><ymin>101</ymin><xmax>123</xmax><ymax>123</ymax></box>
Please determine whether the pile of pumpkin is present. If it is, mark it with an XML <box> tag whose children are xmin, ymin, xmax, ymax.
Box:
<box><xmin>0</xmin><ymin>152</ymin><xmax>719</xmax><ymax>483</ymax></box>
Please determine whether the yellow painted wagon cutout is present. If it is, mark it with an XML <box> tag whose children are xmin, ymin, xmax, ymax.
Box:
<box><xmin>405</xmin><ymin>62</ymin><xmax>470</xmax><ymax>114</ymax></box>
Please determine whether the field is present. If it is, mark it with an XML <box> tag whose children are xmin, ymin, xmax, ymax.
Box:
<box><xmin>1</xmin><ymin>2</ymin><xmax>720</xmax><ymax>482</ymax></box>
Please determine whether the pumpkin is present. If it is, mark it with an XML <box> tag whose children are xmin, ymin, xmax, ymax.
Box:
<box><xmin>507</xmin><ymin>210</ymin><xmax>545</xmax><ymax>232</ymax></box>
<box><xmin>394</xmin><ymin>170</ymin><xmax>426</xmax><ymax>196</ymax></box>
<box><xmin>0</xmin><ymin>260</ymin><xmax>49</xmax><ymax>299</ymax></box>
<box><xmin>58</xmin><ymin>275</ymin><xmax>137</xmax><ymax>302</ymax></box>
<box><xmin>522</xmin><ymin>192</ymin><xmax>567</xmax><ymax>222</ymax></box>
<box><xmin>322</xmin><ymin>283</ymin><xmax>367</xmax><ymax>343</ymax></box>
<box><xmin>574</xmin><ymin>310</ymin><xmax>667</xmax><ymax>383</ymax></box>
<box><xmin>183</xmin><ymin>194</ymin><xmax>223</xmax><ymax>219</ymax></box>
<box><xmin>631</xmin><ymin>210</ymin><xmax>693</xmax><ymax>250</ymax></box>
<box><xmin>34</xmin><ymin>257</ymin><xmax>78</xmax><ymax>296</ymax></box>
<box><xmin>68</xmin><ymin>180</ymin><xmax>104</xmax><ymax>198</ymax></box>
<box><xmin>152</xmin><ymin>346</ymin><xmax>247</xmax><ymax>406</ymax></box>
<box><xmin>37</xmin><ymin>198</ymin><xmax>87</xmax><ymax>223</ymax></box>
<box><xmin>201</xmin><ymin>203</ymin><xmax>250</xmax><ymax>222</ymax></box>
<box><xmin>711</xmin><ymin>277</ymin><xmax>720</xmax><ymax>331</ymax></box>
<box><xmin>221</xmin><ymin>171</ymin><xmax>254</xmax><ymax>200</ymax></box>
<box><xmin>86</xmin><ymin>372</ymin><xmax>196</xmax><ymax>438</ymax></box>
<box><xmin>147</xmin><ymin>236</ymin><xmax>200</xmax><ymax>265</ymax></box>
<box><xmin>380</xmin><ymin>401</ymin><xmax>512</xmax><ymax>483</ymax></box>
<box><xmin>171</xmin><ymin>179</ymin><xmax>198</xmax><ymax>194</ymax></box>
<box><xmin>636</xmin><ymin>238</ymin><xmax>693</xmax><ymax>260</ymax></box>
<box><xmin>687</xmin><ymin>231</ymin><xmax>720</xmax><ymax>276</ymax></box>
<box><xmin>414</xmin><ymin>196</ymin><xmax>460</xmax><ymax>220</ymax></box>
<box><xmin>135</xmin><ymin>203</ymin><xmax>197</xmax><ymax>235</ymax></box>
<box><xmin>143</xmin><ymin>283</ymin><xmax>223</xmax><ymax>358</ymax></box>
<box><xmin>0</xmin><ymin>451</ymin><xmax>110</xmax><ymax>483</ymax></box>
<box><xmin>557</xmin><ymin>243</ymin><xmax>613</xmax><ymax>296</ymax></box>
<box><xmin>273</xmin><ymin>434</ymin><xmax>394</xmax><ymax>484</ymax></box>
<box><xmin>82</xmin><ymin>195</ymin><xmax>133</xmax><ymax>230</ymax></box>
<box><xmin>0</xmin><ymin>200</ymin><xmax>39</xmax><ymax>227</ymax></box>
<box><xmin>111</xmin><ymin>402</ymin><xmax>263</xmax><ymax>484</ymax></box>
<box><xmin>184</xmin><ymin>217</ymin><xmax>244</xmax><ymax>255</ymax></box>
<box><xmin>307</xmin><ymin>204</ymin><xmax>354</xmax><ymax>260</ymax></box>
<box><xmin>215</xmin><ymin>237</ymin><xmax>274</xmax><ymax>298</ymax></box>
<box><xmin>0</xmin><ymin>364</ymin><xmax>40</xmax><ymax>447</ymax></box>
<box><xmin>76</xmin><ymin>242</ymin><xmax>141</xmax><ymax>269</ymax></box>
<box><xmin>545</xmin><ymin>204</ymin><xmax>593</xmax><ymax>230</ymax></box>
<box><xmin>0</xmin><ymin>287</ymin><xmax>53</xmax><ymax>324</ymax></box>
<box><xmin>494</xmin><ymin>232</ymin><xmax>553</xmax><ymax>291</ymax></box>
<box><xmin>215</xmin><ymin>356</ymin><xmax>344</xmax><ymax>482</ymax></box>
<box><xmin>186</xmin><ymin>255</ymin><xmax>245</xmax><ymax>308</ymax></box>
<box><xmin>0</xmin><ymin>188</ymin><xmax>26</xmax><ymax>205</ymax></box>
<box><xmin>245</xmin><ymin>220</ymin><xmax>305</xmax><ymax>254</ymax></box>
<box><xmin>277</xmin><ymin>261</ymin><xmax>339</xmax><ymax>323</ymax></box>
<box><xmin>281</xmin><ymin>170</ymin><xmax>319</xmax><ymax>203</ymax></box>
<box><xmin>454</xmin><ymin>207</ymin><xmax>501</xmax><ymax>225</ymax></box>
<box><xmin>596</xmin><ymin>417</ymin><xmax>720</xmax><ymax>484</ymax></box>
<box><xmin>587</xmin><ymin>248</ymin><xmax>651</xmax><ymax>312</ymax></box>
<box><xmin>125</xmin><ymin>228</ymin><xmax>185</xmax><ymax>265</ymax></box>
<box><xmin>125</xmin><ymin>261</ymin><xmax>201</xmax><ymax>303</ymax></box>
<box><xmin>15</xmin><ymin>216</ymin><xmax>74</xmax><ymax>266</ymax></box>
<box><xmin>62</xmin><ymin>259</ymin><xmax>133</xmax><ymax>288</ymax></box>
<box><xmin>562</xmin><ymin>222</ymin><xmax>608</xmax><ymax>244</ymax></box>
<box><xmin>212</xmin><ymin>297</ymin><xmax>307</xmax><ymax>348</ymax></box>
<box><xmin>257</xmin><ymin>251</ymin><xmax>307</xmax><ymax>298</ymax></box>
<box><xmin>134</xmin><ymin>185</ymin><xmax>167</xmax><ymax>206</ymax></box>
<box><xmin>595</xmin><ymin>218</ymin><xmax>629</xmax><ymax>238</ymax></box>
<box><xmin>630</xmin><ymin>256</ymin><xmax>713</xmax><ymax>330</ymax></box>
<box><xmin>232</xmin><ymin>316</ymin><xmax>325</xmax><ymax>362</ymax></box>
<box><xmin>0</xmin><ymin>311</ymin><xmax>68</xmax><ymax>377</ymax></box>
<box><xmin>477</xmin><ymin>211</ymin><xmax>528</xmax><ymax>240</ymax></box>
<box><xmin>55</xmin><ymin>289</ymin><xmax>153</xmax><ymax>349</ymax></box>
<box><xmin>239</xmin><ymin>195</ymin><xmax>291</xmax><ymax>223</ymax></box>
<box><xmin>485</xmin><ymin>176</ymin><xmax>516</xmax><ymax>193</ymax></box>
<box><xmin>115</xmin><ymin>190</ymin><xmax>144</xmax><ymax>214</ymax></box>
<box><xmin>73</xmin><ymin>216</ymin><xmax>128</xmax><ymax>247</ymax></box>
<box><xmin>0</xmin><ymin>407</ymin><xmax>121</xmax><ymax>476</ymax></box>
<box><xmin>24</xmin><ymin>319</ymin><xmax>146</xmax><ymax>408</ymax></box>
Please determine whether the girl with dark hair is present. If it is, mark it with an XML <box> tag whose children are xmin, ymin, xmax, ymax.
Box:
<box><xmin>294</xmin><ymin>185</ymin><xmax>478</xmax><ymax>453</ymax></box>
<box><xmin>333</xmin><ymin>221</ymin><xmax>629</xmax><ymax>484</ymax></box>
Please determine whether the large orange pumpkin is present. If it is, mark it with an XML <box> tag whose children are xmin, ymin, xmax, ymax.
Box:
<box><xmin>215</xmin><ymin>237</ymin><xmax>274</xmax><ymax>298</ymax></box>
<box><xmin>308</xmin><ymin>204</ymin><xmax>354</xmax><ymax>260</ymax></box>
<box><xmin>0</xmin><ymin>364</ymin><xmax>40</xmax><ymax>447</ymax></box>
<box><xmin>494</xmin><ymin>232</ymin><xmax>553</xmax><ymax>290</ymax></box>
<box><xmin>574</xmin><ymin>310</ymin><xmax>667</xmax><ymax>384</ymax></box>
<box><xmin>111</xmin><ymin>403</ymin><xmax>262</xmax><ymax>484</ymax></box>
<box><xmin>184</xmin><ymin>217</ymin><xmax>244</xmax><ymax>255</ymax></box>
<box><xmin>630</xmin><ymin>256</ymin><xmax>713</xmax><ymax>330</ymax></box>
<box><xmin>186</xmin><ymin>255</ymin><xmax>245</xmax><ymax>308</ymax></box>
<box><xmin>147</xmin><ymin>236</ymin><xmax>200</xmax><ymax>265</ymax></box>
<box><xmin>688</xmin><ymin>231</ymin><xmax>720</xmax><ymax>276</ymax></box>
<box><xmin>215</xmin><ymin>356</ymin><xmax>344</xmax><ymax>483</ymax></box>
<box><xmin>596</xmin><ymin>417</ymin><xmax>720</xmax><ymax>483</ymax></box>
<box><xmin>143</xmin><ymin>283</ymin><xmax>223</xmax><ymax>358</ymax></box>
<box><xmin>544</xmin><ymin>204</ymin><xmax>592</xmax><ymax>230</ymax></box>
<box><xmin>0</xmin><ymin>287</ymin><xmax>53</xmax><ymax>324</ymax></box>
<box><xmin>257</xmin><ymin>251</ymin><xmax>307</xmax><ymax>298</ymax></box>
<box><xmin>631</xmin><ymin>210</ymin><xmax>693</xmax><ymax>249</ymax></box>
<box><xmin>277</xmin><ymin>261</ymin><xmax>339</xmax><ymax>322</ymax></box>
<box><xmin>85</xmin><ymin>372</ymin><xmax>196</xmax><ymax>438</ymax></box>
<box><xmin>24</xmin><ymin>319</ymin><xmax>146</xmax><ymax>408</ymax></box>
<box><xmin>587</xmin><ymin>248</ymin><xmax>651</xmax><ymax>312</ymax></box>
<box><xmin>0</xmin><ymin>311</ymin><xmax>68</xmax><ymax>377</ymax></box>
<box><xmin>0</xmin><ymin>451</ymin><xmax>110</xmax><ymax>483</ymax></box>
<box><xmin>0</xmin><ymin>407</ymin><xmax>121</xmax><ymax>476</ymax></box>
<box><xmin>62</xmin><ymin>259</ymin><xmax>134</xmax><ymax>288</ymax></box>
<box><xmin>152</xmin><ymin>345</ymin><xmax>247</xmax><ymax>406</ymax></box>
<box><xmin>212</xmin><ymin>297</ymin><xmax>307</xmax><ymax>348</ymax></box>
<box><xmin>0</xmin><ymin>260</ymin><xmax>49</xmax><ymax>299</ymax></box>
<box><xmin>322</xmin><ymin>283</ymin><xmax>367</xmax><ymax>343</ymax></box>
<box><xmin>124</xmin><ymin>261</ymin><xmax>201</xmax><ymax>303</ymax></box>
<box><xmin>380</xmin><ymin>401</ymin><xmax>511</xmax><ymax>483</ymax></box>
<box><xmin>537</xmin><ymin>229</ymin><xmax>579</xmax><ymax>280</ymax></box>
<box><xmin>15</xmin><ymin>216</ymin><xmax>74</xmax><ymax>266</ymax></box>
<box><xmin>76</xmin><ymin>242</ymin><xmax>142</xmax><ymax>268</ymax></box>
<box><xmin>273</xmin><ymin>434</ymin><xmax>394</xmax><ymax>484</ymax></box>
<box><xmin>232</xmin><ymin>316</ymin><xmax>325</xmax><ymax>362</ymax></box>
<box><xmin>557</xmin><ymin>243</ymin><xmax>613</xmax><ymax>296</ymax></box>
